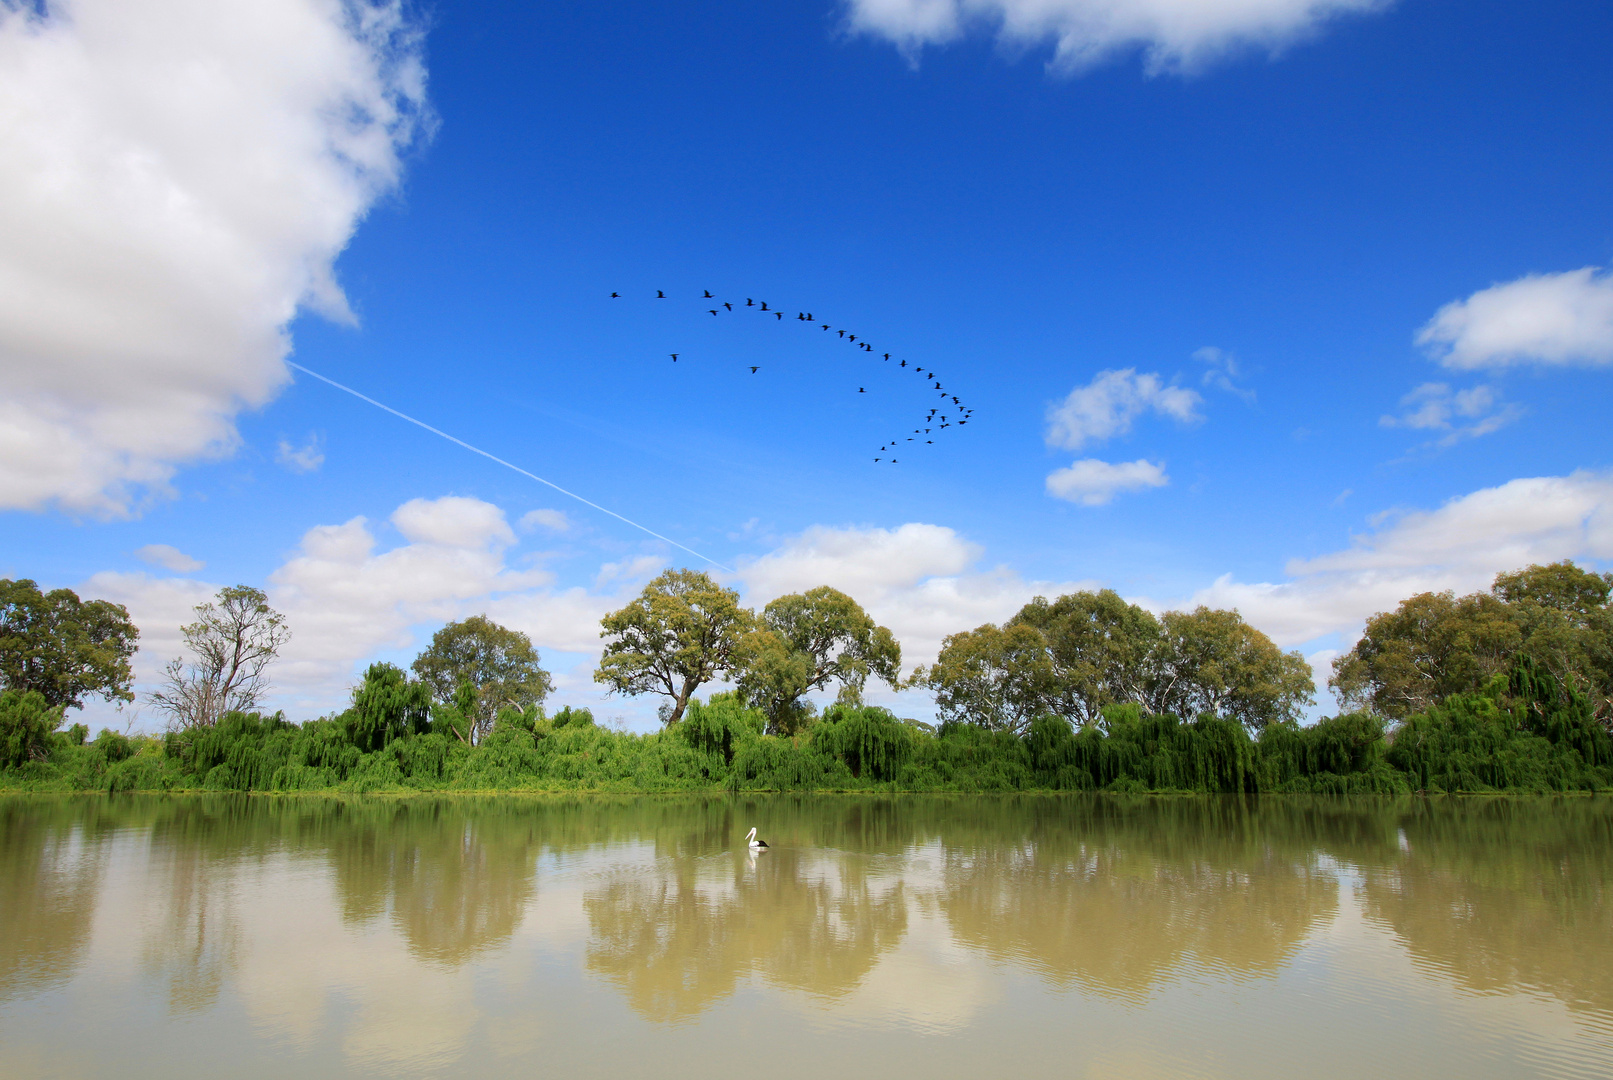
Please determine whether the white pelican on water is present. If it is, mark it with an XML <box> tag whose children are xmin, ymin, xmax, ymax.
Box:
<box><xmin>746</xmin><ymin>827</ymin><xmax>769</xmax><ymax>850</ymax></box>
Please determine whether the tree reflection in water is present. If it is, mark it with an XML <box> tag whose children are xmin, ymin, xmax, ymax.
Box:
<box><xmin>0</xmin><ymin>796</ymin><xmax>112</xmax><ymax>1004</ymax></box>
<box><xmin>1</xmin><ymin>792</ymin><xmax>1609</xmax><ymax>1043</ymax></box>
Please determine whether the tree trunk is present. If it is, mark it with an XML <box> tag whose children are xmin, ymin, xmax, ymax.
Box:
<box><xmin>667</xmin><ymin>679</ymin><xmax>695</xmax><ymax>724</ymax></box>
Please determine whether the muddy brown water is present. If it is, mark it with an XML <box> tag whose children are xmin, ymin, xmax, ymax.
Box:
<box><xmin>1</xmin><ymin>794</ymin><xmax>1609</xmax><ymax>1079</ymax></box>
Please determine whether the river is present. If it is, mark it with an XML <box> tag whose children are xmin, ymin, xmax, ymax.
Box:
<box><xmin>1</xmin><ymin>794</ymin><xmax>1609</xmax><ymax>1078</ymax></box>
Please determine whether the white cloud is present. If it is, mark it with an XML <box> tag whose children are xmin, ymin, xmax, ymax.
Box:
<box><xmin>1046</xmin><ymin>458</ymin><xmax>1169</xmax><ymax>506</ymax></box>
<box><xmin>1175</xmin><ymin>470</ymin><xmax>1613</xmax><ymax>648</ymax></box>
<box><xmin>1194</xmin><ymin>345</ymin><xmax>1255</xmax><ymax>402</ymax></box>
<box><xmin>0</xmin><ymin>0</ymin><xmax>428</xmax><ymax>517</ymax></box>
<box><xmin>390</xmin><ymin>496</ymin><xmax>516</xmax><ymax>549</ymax></box>
<box><xmin>1418</xmin><ymin>268</ymin><xmax>1613</xmax><ymax>370</ymax></box>
<box><xmin>1046</xmin><ymin>368</ymin><xmax>1201</xmax><ymax>450</ymax></box>
<box><xmin>519</xmin><ymin>508</ymin><xmax>572</xmax><ymax>533</ymax></box>
<box><xmin>276</xmin><ymin>434</ymin><xmax>324</xmax><ymax>474</ymax></box>
<box><xmin>134</xmin><ymin>543</ymin><xmax>203</xmax><ymax>573</ymax></box>
<box><xmin>1378</xmin><ymin>382</ymin><xmax>1521</xmax><ymax>447</ymax></box>
<box><xmin>844</xmin><ymin>0</ymin><xmax>1391</xmax><ymax>75</ymax></box>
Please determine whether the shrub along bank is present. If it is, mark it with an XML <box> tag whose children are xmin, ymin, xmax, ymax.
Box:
<box><xmin>3</xmin><ymin>658</ymin><xmax>1610</xmax><ymax>795</ymax></box>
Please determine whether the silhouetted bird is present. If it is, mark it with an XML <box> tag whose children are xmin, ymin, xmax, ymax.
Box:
<box><xmin>610</xmin><ymin>292</ymin><xmax>620</xmax><ymax>298</ymax></box>
<box><xmin>959</xmin><ymin>420</ymin><xmax>967</xmax><ymax>425</ymax></box>
<box><xmin>657</xmin><ymin>290</ymin><xmax>666</xmax><ymax>298</ymax></box>
<box><xmin>952</xmin><ymin>397</ymin><xmax>960</xmax><ymax>405</ymax></box>
<box><xmin>875</xmin><ymin>458</ymin><xmax>881</xmax><ymax>462</ymax></box>
<box><xmin>883</xmin><ymin>353</ymin><xmax>890</xmax><ymax>360</ymax></box>
<box><xmin>806</xmin><ymin>313</ymin><xmax>814</xmax><ymax>321</ymax></box>
<box><xmin>670</xmin><ymin>354</ymin><xmax>678</xmax><ymax>361</ymax></box>
<box><xmin>822</xmin><ymin>324</ymin><xmax>830</xmax><ymax>330</ymax></box>
<box><xmin>750</xmin><ymin>366</ymin><xmax>759</xmax><ymax>373</ymax></box>
<box><xmin>838</xmin><ymin>330</ymin><xmax>846</xmax><ymax>338</ymax></box>
<box><xmin>709</xmin><ymin>309</ymin><xmax>718</xmax><ymax>316</ymax></box>
<box><xmin>760</xmin><ymin>301</ymin><xmax>769</xmax><ymax>311</ymax></box>
<box><xmin>704</xmin><ymin>290</ymin><xmax>714</xmax><ymax>298</ymax></box>
<box><xmin>747</xmin><ymin>298</ymin><xmax>754</xmax><ymax>306</ymax></box>
<box><xmin>776</xmin><ymin>312</ymin><xmax>783</xmax><ymax>319</ymax></box>
<box><xmin>848</xmin><ymin>335</ymin><xmax>856</xmax><ymax>342</ymax></box>
<box><xmin>724</xmin><ymin>302</ymin><xmax>733</xmax><ymax>310</ymax></box>
<box><xmin>926</xmin><ymin>440</ymin><xmax>932</xmax><ymax>444</ymax></box>
<box><xmin>900</xmin><ymin>360</ymin><xmax>906</xmax><ymax>367</ymax></box>
<box><xmin>859</xmin><ymin>387</ymin><xmax>866</xmax><ymax>393</ymax></box>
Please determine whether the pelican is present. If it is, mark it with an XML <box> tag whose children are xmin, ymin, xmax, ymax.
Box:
<box><xmin>746</xmin><ymin>827</ymin><xmax>769</xmax><ymax>850</ymax></box>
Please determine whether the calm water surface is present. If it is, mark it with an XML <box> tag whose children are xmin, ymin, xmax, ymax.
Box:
<box><xmin>1</xmin><ymin>795</ymin><xmax>1609</xmax><ymax>1079</ymax></box>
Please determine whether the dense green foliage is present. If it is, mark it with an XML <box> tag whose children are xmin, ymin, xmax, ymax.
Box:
<box><xmin>411</xmin><ymin>615</ymin><xmax>551</xmax><ymax>741</ymax></box>
<box><xmin>928</xmin><ymin>591</ymin><xmax>1315</xmax><ymax>734</ymax></box>
<box><xmin>5</xmin><ymin>654</ymin><xmax>1608</xmax><ymax>794</ymax></box>
<box><xmin>1332</xmin><ymin>561</ymin><xmax>1613</xmax><ymax>721</ymax></box>
<box><xmin>0</xmin><ymin>579</ymin><xmax>138</xmax><ymax>710</ymax></box>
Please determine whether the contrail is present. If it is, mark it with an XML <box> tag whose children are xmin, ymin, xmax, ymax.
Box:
<box><xmin>286</xmin><ymin>361</ymin><xmax>734</xmax><ymax>573</ymax></box>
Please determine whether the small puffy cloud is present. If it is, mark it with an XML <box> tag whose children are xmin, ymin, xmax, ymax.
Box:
<box><xmin>1379</xmin><ymin>383</ymin><xmax>1521</xmax><ymax>447</ymax></box>
<box><xmin>276</xmin><ymin>434</ymin><xmax>324</xmax><ymax>474</ymax></box>
<box><xmin>0</xmin><ymin>0</ymin><xmax>428</xmax><ymax>516</ymax></box>
<box><xmin>1046</xmin><ymin>369</ymin><xmax>1201</xmax><ymax>450</ymax></box>
<box><xmin>1194</xmin><ymin>346</ymin><xmax>1255</xmax><ymax>402</ymax></box>
<box><xmin>843</xmin><ymin>0</ymin><xmax>1391</xmax><ymax>76</ymax></box>
<box><xmin>1418</xmin><ymin>268</ymin><xmax>1613</xmax><ymax>370</ymax></box>
<box><xmin>519</xmin><ymin>508</ymin><xmax>572</xmax><ymax>533</ymax></box>
<box><xmin>1175</xmin><ymin>470</ymin><xmax>1613</xmax><ymax>648</ymax></box>
<box><xmin>135</xmin><ymin>544</ymin><xmax>203</xmax><ymax>573</ymax></box>
<box><xmin>390</xmin><ymin>496</ymin><xmax>516</xmax><ymax>549</ymax></box>
<box><xmin>1046</xmin><ymin>458</ymin><xmax>1169</xmax><ymax>506</ymax></box>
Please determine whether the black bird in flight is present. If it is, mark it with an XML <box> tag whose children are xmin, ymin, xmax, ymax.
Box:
<box><xmin>670</xmin><ymin>353</ymin><xmax>679</xmax><ymax>361</ymax></box>
<box><xmin>610</xmin><ymin>291</ymin><xmax>620</xmax><ymax>298</ymax></box>
<box><xmin>709</xmin><ymin>309</ymin><xmax>718</xmax><ymax>316</ymax></box>
<box><xmin>806</xmin><ymin>313</ymin><xmax>814</xmax><ymax>321</ymax></box>
<box><xmin>747</xmin><ymin>298</ymin><xmax>754</xmax><ymax>306</ymax></box>
<box><xmin>848</xmin><ymin>335</ymin><xmax>857</xmax><ymax>343</ymax></box>
<box><xmin>859</xmin><ymin>387</ymin><xmax>866</xmax><ymax>393</ymax></box>
<box><xmin>750</xmin><ymin>366</ymin><xmax>759</xmax><ymax>373</ymax></box>
<box><xmin>704</xmin><ymin>290</ymin><xmax>714</xmax><ymax>298</ymax></box>
<box><xmin>724</xmin><ymin>301</ymin><xmax>733</xmax><ymax>310</ymax></box>
<box><xmin>838</xmin><ymin>330</ymin><xmax>846</xmax><ymax>338</ymax></box>
<box><xmin>657</xmin><ymin>290</ymin><xmax>666</xmax><ymax>298</ymax></box>
<box><xmin>775</xmin><ymin>312</ymin><xmax>783</xmax><ymax>319</ymax></box>
<box><xmin>821</xmin><ymin>324</ymin><xmax>830</xmax><ymax>330</ymax></box>
<box><xmin>760</xmin><ymin>301</ymin><xmax>769</xmax><ymax>311</ymax></box>
<box><xmin>900</xmin><ymin>360</ymin><xmax>906</xmax><ymax>367</ymax></box>
<box><xmin>883</xmin><ymin>353</ymin><xmax>890</xmax><ymax>360</ymax></box>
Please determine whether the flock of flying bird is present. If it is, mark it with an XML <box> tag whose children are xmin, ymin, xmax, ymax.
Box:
<box><xmin>611</xmin><ymin>288</ymin><xmax>974</xmax><ymax>463</ymax></box>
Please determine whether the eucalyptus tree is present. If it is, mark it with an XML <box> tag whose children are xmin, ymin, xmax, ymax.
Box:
<box><xmin>736</xmin><ymin>586</ymin><xmax>901</xmax><ymax>735</ymax></box>
<box><xmin>0</xmin><ymin>578</ymin><xmax>138</xmax><ymax>711</ymax></box>
<box><xmin>919</xmin><ymin>621</ymin><xmax>1055</xmax><ymax>735</ymax></box>
<box><xmin>151</xmin><ymin>585</ymin><xmax>289</xmax><ymax>729</ymax></box>
<box><xmin>595</xmin><ymin>569</ymin><xmax>752</xmax><ymax>724</ymax></box>
<box><xmin>1147</xmin><ymin>606</ymin><xmax>1314</xmax><ymax>730</ymax></box>
<box><xmin>1012</xmin><ymin>589</ymin><xmax>1159</xmax><ymax>728</ymax></box>
<box><xmin>412</xmin><ymin>615</ymin><xmax>551</xmax><ymax>742</ymax></box>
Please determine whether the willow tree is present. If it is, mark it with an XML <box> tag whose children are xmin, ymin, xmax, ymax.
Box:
<box><xmin>735</xmin><ymin>586</ymin><xmax>901</xmax><ymax>735</ymax></box>
<box><xmin>595</xmin><ymin>569</ymin><xmax>752</xmax><ymax>724</ymax></box>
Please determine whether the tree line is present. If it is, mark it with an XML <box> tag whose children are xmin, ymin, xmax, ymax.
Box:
<box><xmin>4</xmin><ymin>561</ymin><xmax>1613</xmax><ymax>793</ymax></box>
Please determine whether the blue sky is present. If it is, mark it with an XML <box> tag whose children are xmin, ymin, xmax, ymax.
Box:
<box><xmin>4</xmin><ymin>0</ymin><xmax>1613</xmax><ymax>729</ymax></box>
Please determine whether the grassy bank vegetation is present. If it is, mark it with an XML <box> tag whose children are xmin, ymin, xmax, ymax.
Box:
<box><xmin>4</xmin><ymin>654</ymin><xmax>1609</xmax><ymax>794</ymax></box>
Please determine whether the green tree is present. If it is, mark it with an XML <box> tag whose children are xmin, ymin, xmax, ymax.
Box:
<box><xmin>0</xmin><ymin>689</ymin><xmax>66</xmax><ymax>769</ymax></box>
<box><xmin>736</xmin><ymin>586</ymin><xmax>902</xmax><ymax>735</ymax></box>
<box><xmin>1148</xmin><ymin>607</ymin><xmax>1314</xmax><ymax>730</ymax></box>
<box><xmin>1012</xmin><ymin>589</ymin><xmax>1159</xmax><ymax>727</ymax></box>
<box><xmin>151</xmin><ymin>585</ymin><xmax>290</xmax><ymax>729</ymax></box>
<box><xmin>1493</xmin><ymin>561</ymin><xmax>1613</xmax><ymax>719</ymax></box>
<box><xmin>595</xmin><ymin>570</ymin><xmax>752</xmax><ymax>725</ymax></box>
<box><xmin>412</xmin><ymin>615</ymin><xmax>551</xmax><ymax>743</ymax></box>
<box><xmin>1331</xmin><ymin>590</ymin><xmax>1521</xmax><ymax>720</ymax></box>
<box><xmin>0</xmin><ymin>579</ymin><xmax>138</xmax><ymax>710</ymax></box>
<box><xmin>919</xmin><ymin>621</ymin><xmax>1056</xmax><ymax>735</ymax></box>
<box><xmin>345</xmin><ymin>662</ymin><xmax>433</xmax><ymax>752</ymax></box>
